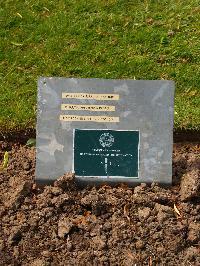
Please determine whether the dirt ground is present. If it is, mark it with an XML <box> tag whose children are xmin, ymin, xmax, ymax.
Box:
<box><xmin>0</xmin><ymin>140</ymin><xmax>199</xmax><ymax>266</ymax></box>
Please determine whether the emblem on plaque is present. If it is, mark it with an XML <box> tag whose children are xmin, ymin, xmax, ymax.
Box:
<box><xmin>99</xmin><ymin>133</ymin><xmax>115</xmax><ymax>148</ymax></box>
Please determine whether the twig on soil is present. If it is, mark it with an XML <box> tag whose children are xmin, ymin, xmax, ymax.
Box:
<box><xmin>124</xmin><ymin>204</ymin><xmax>130</xmax><ymax>223</ymax></box>
<box><xmin>126</xmin><ymin>250</ymin><xmax>135</xmax><ymax>260</ymax></box>
<box><xmin>148</xmin><ymin>256</ymin><xmax>152</xmax><ymax>266</ymax></box>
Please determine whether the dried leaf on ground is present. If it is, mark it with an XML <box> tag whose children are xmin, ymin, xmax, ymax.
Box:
<box><xmin>174</xmin><ymin>204</ymin><xmax>181</xmax><ymax>216</ymax></box>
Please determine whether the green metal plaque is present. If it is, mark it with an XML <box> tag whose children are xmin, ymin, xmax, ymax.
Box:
<box><xmin>73</xmin><ymin>129</ymin><xmax>139</xmax><ymax>177</ymax></box>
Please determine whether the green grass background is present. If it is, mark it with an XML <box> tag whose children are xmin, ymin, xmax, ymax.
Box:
<box><xmin>0</xmin><ymin>0</ymin><xmax>199</xmax><ymax>132</ymax></box>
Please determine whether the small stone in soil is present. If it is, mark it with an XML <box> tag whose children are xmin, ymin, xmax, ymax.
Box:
<box><xmin>92</xmin><ymin>236</ymin><xmax>106</xmax><ymax>250</ymax></box>
<box><xmin>22</xmin><ymin>161</ymin><xmax>31</xmax><ymax>171</ymax></box>
<box><xmin>135</xmin><ymin>240</ymin><xmax>144</xmax><ymax>249</ymax></box>
<box><xmin>30</xmin><ymin>258</ymin><xmax>49</xmax><ymax>266</ymax></box>
<box><xmin>41</xmin><ymin>250</ymin><xmax>51</xmax><ymax>257</ymax></box>
<box><xmin>138</xmin><ymin>207</ymin><xmax>151</xmax><ymax>220</ymax></box>
<box><xmin>57</xmin><ymin>217</ymin><xmax>73</xmax><ymax>238</ymax></box>
<box><xmin>180</xmin><ymin>169</ymin><xmax>200</xmax><ymax>201</ymax></box>
<box><xmin>5</xmin><ymin>180</ymin><xmax>33</xmax><ymax>210</ymax></box>
<box><xmin>185</xmin><ymin>246</ymin><xmax>200</xmax><ymax>260</ymax></box>
<box><xmin>187</xmin><ymin>222</ymin><xmax>200</xmax><ymax>243</ymax></box>
<box><xmin>54</xmin><ymin>173</ymin><xmax>75</xmax><ymax>190</ymax></box>
<box><xmin>0</xmin><ymin>141</ymin><xmax>12</xmax><ymax>151</ymax></box>
<box><xmin>8</xmin><ymin>227</ymin><xmax>22</xmax><ymax>245</ymax></box>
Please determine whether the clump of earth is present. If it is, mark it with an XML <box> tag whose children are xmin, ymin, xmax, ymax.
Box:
<box><xmin>0</xmin><ymin>140</ymin><xmax>199</xmax><ymax>265</ymax></box>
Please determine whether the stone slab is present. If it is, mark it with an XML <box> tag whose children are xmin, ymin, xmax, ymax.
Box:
<box><xmin>36</xmin><ymin>78</ymin><xmax>175</xmax><ymax>185</ymax></box>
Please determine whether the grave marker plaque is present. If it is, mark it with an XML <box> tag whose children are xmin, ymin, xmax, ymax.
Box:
<box><xmin>36</xmin><ymin>78</ymin><xmax>174</xmax><ymax>185</ymax></box>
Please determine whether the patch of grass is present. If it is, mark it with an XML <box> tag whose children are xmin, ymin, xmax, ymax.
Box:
<box><xmin>0</xmin><ymin>0</ymin><xmax>199</xmax><ymax>131</ymax></box>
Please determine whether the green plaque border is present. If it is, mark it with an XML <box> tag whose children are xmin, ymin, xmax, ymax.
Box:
<box><xmin>72</xmin><ymin>129</ymin><xmax>140</xmax><ymax>178</ymax></box>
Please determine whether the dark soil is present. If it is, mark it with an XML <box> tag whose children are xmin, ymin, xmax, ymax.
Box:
<box><xmin>0</xmin><ymin>141</ymin><xmax>199</xmax><ymax>266</ymax></box>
